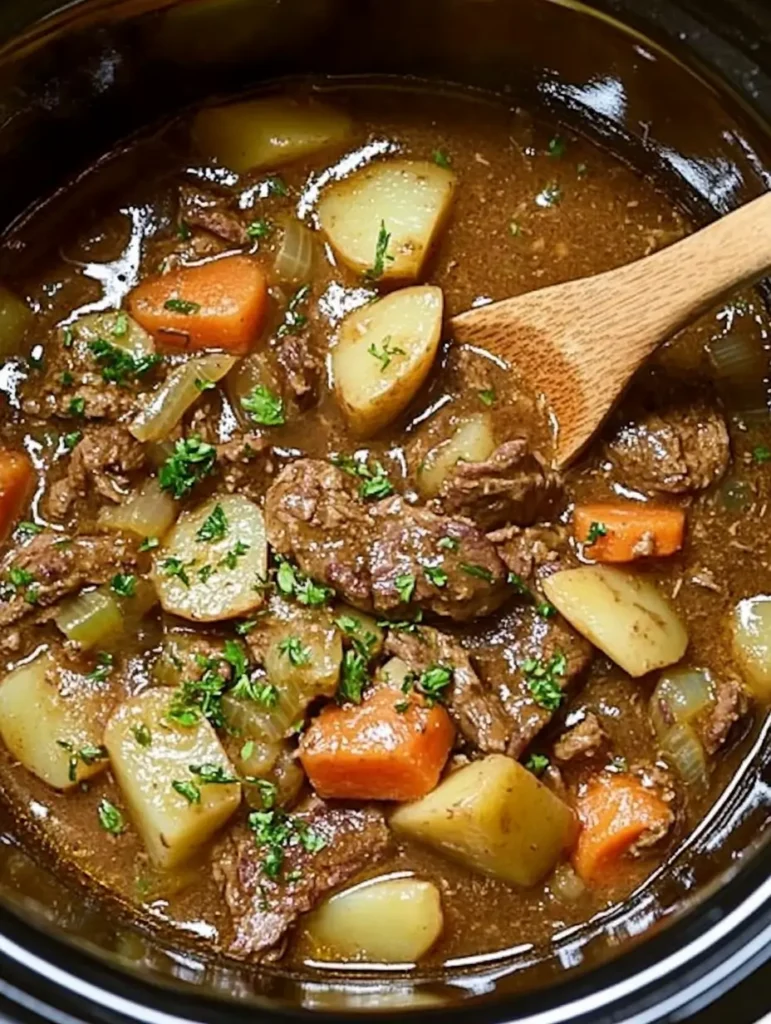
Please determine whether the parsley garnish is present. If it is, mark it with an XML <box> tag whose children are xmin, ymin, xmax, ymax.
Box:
<box><xmin>424</xmin><ymin>565</ymin><xmax>448</xmax><ymax>588</ymax></box>
<box><xmin>220</xmin><ymin>540</ymin><xmax>250</xmax><ymax>571</ymax></box>
<box><xmin>97</xmin><ymin>799</ymin><xmax>126</xmax><ymax>835</ymax></box>
<box><xmin>172</xmin><ymin>779</ymin><xmax>201</xmax><ymax>804</ymax></box>
<box><xmin>536</xmin><ymin>182</ymin><xmax>562</xmax><ymax>207</ymax></box>
<box><xmin>548</xmin><ymin>135</ymin><xmax>566</xmax><ymax>158</ymax></box>
<box><xmin>247</xmin><ymin>219</ymin><xmax>272</xmax><ymax>239</ymax></box>
<box><xmin>62</xmin><ymin>430</ymin><xmax>82</xmax><ymax>451</ymax></box>
<box><xmin>395</xmin><ymin>573</ymin><xmax>416</xmax><ymax>603</ymax></box>
<box><xmin>478</xmin><ymin>388</ymin><xmax>496</xmax><ymax>407</ymax></box>
<box><xmin>274</xmin><ymin>557</ymin><xmax>333</xmax><ymax>606</ymax></box>
<box><xmin>110</xmin><ymin>573</ymin><xmax>136</xmax><ymax>598</ymax></box>
<box><xmin>523</xmin><ymin>652</ymin><xmax>566</xmax><ymax>710</ymax></box>
<box><xmin>60</xmin><ymin>371</ymin><xmax>74</xmax><ymax>387</ymax></box>
<box><xmin>235</xmin><ymin>619</ymin><xmax>258</xmax><ymax>636</ymax></box>
<box><xmin>460</xmin><ymin>563</ymin><xmax>494</xmax><ymax>583</ymax></box>
<box><xmin>197</xmin><ymin>503</ymin><xmax>228</xmax><ymax>542</ymax></box>
<box><xmin>266</xmin><ymin>174</ymin><xmax>288</xmax><ymax>197</ymax></box>
<box><xmin>367</xmin><ymin>336</ymin><xmax>405</xmax><ymax>373</ymax></box>
<box><xmin>68</xmin><ymin>396</ymin><xmax>85</xmax><ymax>417</ymax></box>
<box><xmin>161</xmin><ymin>557</ymin><xmax>191</xmax><ymax>587</ymax></box>
<box><xmin>241</xmin><ymin>385</ymin><xmax>285</xmax><ymax>426</ymax></box>
<box><xmin>87</xmin><ymin>339</ymin><xmax>159</xmax><ymax>384</ymax></box>
<box><xmin>132</xmin><ymin>723</ymin><xmax>152</xmax><ymax>747</ymax></box>
<box><xmin>332</xmin><ymin>454</ymin><xmax>394</xmax><ymax>500</ymax></box>
<box><xmin>163</xmin><ymin>298</ymin><xmax>201</xmax><ymax>315</ymax></box>
<box><xmin>139</xmin><ymin>536</ymin><xmax>159</xmax><ymax>552</ymax></box>
<box><xmin>363</xmin><ymin>220</ymin><xmax>393</xmax><ymax>282</ymax></box>
<box><xmin>338</xmin><ymin>648</ymin><xmax>368</xmax><ymax>704</ymax></box>
<box><xmin>189</xmin><ymin>763</ymin><xmax>239</xmax><ymax>785</ymax></box>
<box><xmin>432</xmin><ymin>149</ymin><xmax>451</xmax><ymax>168</ymax></box>
<box><xmin>378</xmin><ymin>609</ymin><xmax>424</xmax><ymax>633</ymax></box>
<box><xmin>276</xmin><ymin>284</ymin><xmax>310</xmax><ymax>339</ymax></box>
<box><xmin>525</xmin><ymin>753</ymin><xmax>550</xmax><ymax>777</ymax></box>
<box><xmin>197</xmin><ymin>564</ymin><xmax>214</xmax><ymax>583</ymax></box>
<box><xmin>87</xmin><ymin>652</ymin><xmax>114</xmax><ymax>683</ymax></box>
<box><xmin>752</xmin><ymin>445</ymin><xmax>771</xmax><ymax>465</ymax></box>
<box><xmin>177</xmin><ymin>221</ymin><xmax>192</xmax><ymax>241</ymax></box>
<box><xmin>252</xmin><ymin>778</ymin><xmax>278</xmax><ymax>809</ymax></box>
<box><xmin>278</xmin><ymin>635</ymin><xmax>311</xmax><ymax>667</ymax></box>
<box><xmin>57</xmin><ymin>740</ymin><xmax>108</xmax><ymax>783</ymax></box>
<box><xmin>159</xmin><ymin>436</ymin><xmax>216</xmax><ymax>498</ymax></box>
<box><xmin>15</xmin><ymin>521</ymin><xmax>42</xmax><ymax>540</ymax></box>
<box><xmin>247</xmin><ymin>808</ymin><xmax>326</xmax><ymax>880</ymax></box>
<box><xmin>586</xmin><ymin>521</ymin><xmax>608</xmax><ymax>545</ymax></box>
<box><xmin>195</xmin><ymin>377</ymin><xmax>215</xmax><ymax>392</ymax></box>
<box><xmin>405</xmin><ymin>663</ymin><xmax>453</xmax><ymax>706</ymax></box>
<box><xmin>437</xmin><ymin>536</ymin><xmax>458</xmax><ymax>552</ymax></box>
<box><xmin>112</xmin><ymin>311</ymin><xmax>129</xmax><ymax>337</ymax></box>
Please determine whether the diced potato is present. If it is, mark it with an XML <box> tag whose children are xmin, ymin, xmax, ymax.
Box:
<box><xmin>542</xmin><ymin>565</ymin><xmax>688</xmax><ymax>678</ymax></box>
<box><xmin>417</xmin><ymin>413</ymin><xmax>495</xmax><ymax>498</ymax></box>
<box><xmin>306</xmin><ymin>876</ymin><xmax>443</xmax><ymax>962</ymax></box>
<box><xmin>98</xmin><ymin>478</ymin><xmax>178</xmax><ymax>540</ymax></box>
<box><xmin>0</xmin><ymin>652</ymin><xmax>109</xmax><ymax>789</ymax></box>
<box><xmin>152</xmin><ymin>630</ymin><xmax>217</xmax><ymax>688</ymax></box>
<box><xmin>0</xmin><ymin>285</ymin><xmax>33</xmax><ymax>356</ymax></box>
<box><xmin>71</xmin><ymin>310</ymin><xmax>155</xmax><ymax>358</ymax></box>
<box><xmin>379</xmin><ymin>656</ymin><xmax>411</xmax><ymax>689</ymax></box>
<box><xmin>332</xmin><ymin>285</ymin><xmax>443</xmax><ymax>437</ymax></box>
<box><xmin>192</xmin><ymin>97</ymin><xmax>352</xmax><ymax>172</ymax></box>
<box><xmin>152</xmin><ymin>494</ymin><xmax>268</xmax><ymax>622</ymax></box>
<box><xmin>318</xmin><ymin>159</ymin><xmax>456</xmax><ymax>281</ymax></box>
<box><xmin>104</xmin><ymin>688</ymin><xmax>241</xmax><ymax>868</ymax></box>
<box><xmin>263</xmin><ymin>618</ymin><xmax>342</xmax><ymax>716</ymax></box>
<box><xmin>390</xmin><ymin>754</ymin><xmax>576</xmax><ymax>887</ymax></box>
<box><xmin>332</xmin><ymin>603</ymin><xmax>384</xmax><ymax>660</ymax></box>
<box><xmin>732</xmin><ymin>595</ymin><xmax>771</xmax><ymax>700</ymax></box>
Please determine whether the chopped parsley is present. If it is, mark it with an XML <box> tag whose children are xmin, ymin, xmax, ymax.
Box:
<box><xmin>87</xmin><ymin>651</ymin><xmax>114</xmax><ymax>684</ymax></box>
<box><xmin>97</xmin><ymin>799</ymin><xmax>126</xmax><ymax>835</ymax></box>
<box><xmin>246</xmin><ymin>219</ymin><xmax>272</xmax><ymax>239</ymax></box>
<box><xmin>167</xmin><ymin>654</ymin><xmax>229</xmax><ymax>728</ymax></box>
<box><xmin>252</xmin><ymin>778</ymin><xmax>278</xmax><ymax>809</ymax></box>
<box><xmin>332</xmin><ymin>454</ymin><xmax>394</xmax><ymax>500</ymax></box>
<box><xmin>159</xmin><ymin>436</ymin><xmax>216</xmax><ymax>498</ymax></box>
<box><xmin>139</xmin><ymin>536</ymin><xmax>159</xmax><ymax>552</ymax></box>
<box><xmin>241</xmin><ymin>740</ymin><xmax>255</xmax><ymax>760</ymax></box>
<box><xmin>522</xmin><ymin>652</ymin><xmax>567</xmax><ymax>711</ymax></box>
<box><xmin>437</xmin><ymin>536</ymin><xmax>459</xmax><ymax>552</ymax></box>
<box><xmin>161</xmin><ymin>557</ymin><xmax>191</xmax><ymax>587</ymax></box>
<box><xmin>334</xmin><ymin>614</ymin><xmax>378</xmax><ymax>659</ymax></box>
<box><xmin>278</xmin><ymin>635</ymin><xmax>311</xmax><ymax>667</ymax></box>
<box><xmin>62</xmin><ymin>430</ymin><xmax>82</xmax><ymax>451</ymax></box>
<box><xmin>196</xmin><ymin>503</ymin><xmax>228</xmax><ymax>542</ymax></box>
<box><xmin>607</xmin><ymin>755</ymin><xmax>629</xmax><ymax>774</ymax></box>
<box><xmin>547</xmin><ymin>135</ymin><xmax>566</xmax><ymax>158</ymax></box>
<box><xmin>460</xmin><ymin>563</ymin><xmax>494</xmax><ymax>583</ymax></box>
<box><xmin>132</xmin><ymin>723</ymin><xmax>152</xmax><ymax>748</ymax></box>
<box><xmin>404</xmin><ymin>663</ymin><xmax>453</xmax><ymax>706</ymax></box>
<box><xmin>338</xmin><ymin>648</ymin><xmax>368</xmax><ymax>705</ymax></box>
<box><xmin>163</xmin><ymin>298</ymin><xmax>201</xmax><ymax>315</ymax></box>
<box><xmin>536</xmin><ymin>600</ymin><xmax>556</xmax><ymax>619</ymax></box>
<box><xmin>233</xmin><ymin>674</ymin><xmax>279</xmax><ymax>708</ymax></box>
<box><xmin>62</xmin><ymin>326</ymin><xmax>75</xmax><ymax>348</ymax></box>
<box><xmin>68</xmin><ymin>396</ymin><xmax>85</xmax><ymax>417</ymax></box>
<box><xmin>752</xmin><ymin>445</ymin><xmax>771</xmax><ymax>465</ymax></box>
<box><xmin>536</xmin><ymin>182</ymin><xmax>562</xmax><ymax>207</ymax></box>
<box><xmin>378</xmin><ymin>609</ymin><xmax>424</xmax><ymax>634</ymax></box>
<box><xmin>274</xmin><ymin>557</ymin><xmax>333</xmax><ymax>607</ymax></box>
<box><xmin>424</xmin><ymin>565</ymin><xmax>448</xmax><ymax>588</ymax></box>
<box><xmin>586</xmin><ymin>521</ymin><xmax>608</xmax><ymax>545</ymax></box>
<box><xmin>525</xmin><ymin>753</ymin><xmax>550</xmax><ymax>777</ymax></box>
<box><xmin>15</xmin><ymin>521</ymin><xmax>42</xmax><ymax>540</ymax></box>
<box><xmin>241</xmin><ymin>385</ymin><xmax>285</xmax><ymax>426</ymax></box>
<box><xmin>478</xmin><ymin>388</ymin><xmax>496</xmax><ymax>407</ymax></box>
<box><xmin>266</xmin><ymin>174</ymin><xmax>288</xmax><ymax>197</ymax></box>
<box><xmin>189</xmin><ymin>763</ymin><xmax>239</xmax><ymax>785</ymax></box>
<box><xmin>276</xmin><ymin>284</ymin><xmax>310</xmax><ymax>339</ymax></box>
<box><xmin>248</xmin><ymin>808</ymin><xmax>326</xmax><ymax>880</ymax></box>
<box><xmin>432</xmin><ymin>149</ymin><xmax>452</xmax><ymax>168</ymax></box>
<box><xmin>197</xmin><ymin>564</ymin><xmax>214</xmax><ymax>583</ymax></box>
<box><xmin>363</xmin><ymin>220</ymin><xmax>393</xmax><ymax>282</ymax></box>
<box><xmin>112</xmin><ymin>311</ymin><xmax>129</xmax><ymax>337</ymax></box>
<box><xmin>60</xmin><ymin>371</ymin><xmax>74</xmax><ymax>387</ymax></box>
<box><xmin>172</xmin><ymin>779</ymin><xmax>201</xmax><ymax>804</ymax></box>
<box><xmin>57</xmin><ymin>740</ymin><xmax>109</xmax><ymax>783</ymax></box>
<box><xmin>195</xmin><ymin>377</ymin><xmax>216</xmax><ymax>392</ymax></box>
<box><xmin>367</xmin><ymin>335</ymin><xmax>405</xmax><ymax>373</ymax></box>
<box><xmin>177</xmin><ymin>220</ymin><xmax>192</xmax><ymax>241</ymax></box>
<box><xmin>235</xmin><ymin>618</ymin><xmax>258</xmax><ymax>636</ymax></box>
<box><xmin>110</xmin><ymin>573</ymin><xmax>136</xmax><ymax>598</ymax></box>
<box><xmin>87</xmin><ymin>338</ymin><xmax>160</xmax><ymax>384</ymax></box>
<box><xmin>395</xmin><ymin>573</ymin><xmax>416</xmax><ymax>604</ymax></box>
<box><xmin>219</xmin><ymin>540</ymin><xmax>250</xmax><ymax>570</ymax></box>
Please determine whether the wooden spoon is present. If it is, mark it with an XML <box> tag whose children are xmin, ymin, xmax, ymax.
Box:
<box><xmin>450</xmin><ymin>192</ymin><xmax>771</xmax><ymax>467</ymax></box>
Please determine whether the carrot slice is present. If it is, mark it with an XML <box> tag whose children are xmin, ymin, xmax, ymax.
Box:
<box><xmin>574</xmin><ymin>502</ymin><xmax>685</xmax><ymax>562</ymax></box>
<box><xmin>573</xmin><ymin>774</ymin><xmax>673</xmax><ymax>883</ymax></box>
<box><xmin>0</xmin><ymin>449</ymin><xmax>34</xmax><ymax>540</ymax></box>
<box><xmin>127</xmin><ymin>255</ymin><xmax>268</xmax><ymax>355</ymax></box>
<box><xmin>299</xmin><ymin>686</ymin><xmax>454</xmax><ymax>802</ymax></box>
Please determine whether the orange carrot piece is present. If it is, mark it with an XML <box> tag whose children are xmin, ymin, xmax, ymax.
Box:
<box><xmin>127</xmin><ymin>255</ymin><xmax>268</xmax><ymax>355</ymax></box>
<box><xmin>573</xmin><ymin>774</ymin><xmax>673</xmax><ymax>883</ymax></box>
<box><xmin>0</xmin><ymin>449</ymin><xmax>34</xmax><ymax>540</ymax></box>
<box><xmin>574</xmin><ymin>502</ymin><xmax>685</xmax><ymax>562</ymax></box>
<box><xmin>299</xmin><ymin>687</ymin><xmax>454</xmax><ymax>802</ymax></box>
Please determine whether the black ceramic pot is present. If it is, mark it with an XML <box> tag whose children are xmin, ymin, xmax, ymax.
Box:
<box><xmin>0</xmin><ymin>2</ymin><xmax>770</xmax><ymax>1022</ymax></box>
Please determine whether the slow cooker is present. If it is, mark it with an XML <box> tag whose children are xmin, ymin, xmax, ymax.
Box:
<box><xmin>0</xmin><ymin>1</ymin><xmax>770</xmax><ymax>1021</ymax></box>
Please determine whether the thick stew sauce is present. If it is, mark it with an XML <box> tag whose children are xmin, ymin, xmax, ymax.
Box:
<box><xmin>0</xmin><ymin>84</ymin><xmax>768</xmax><ymax>969</ymax></box>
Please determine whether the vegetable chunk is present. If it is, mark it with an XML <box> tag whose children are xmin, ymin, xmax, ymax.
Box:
<box><xmin>104</xmin><ymin>688</ymin><xmax>241</xmax><ymax>867</ymax></box>
<box><xmin>306</xmin><ymin>876</ymin><xmax>443</xmax><ymax>962</ymax></box>
<box><xmin>574</xmin><ymin>502</ymin><xmax>685</xmax><ymax>562</ymax></box>
<box><xmin>299</xmin><ymin>683</ymin><xmax>454</xmax><ymax>801</ymax></box>
<box><xmin>390</xmin><ymin>754</ymin><xmax>576</xmax><ymax>886</ymax></box>
<box><xmin>128</xmin><ymin>255</ymin><xmax>268</xmax><ymax>355</ymax></box>
<box><xmin>152</xmin><ymin>494</ymin><xmax>268</xmax><ymax>621</ymax></box>
<box><xmin>732</xmin><ymin>595</ymin><xmax>771</xmax><ymax>701</ymax></box>
<box><xmin>0</xmin><ymin>449</ymin><xmax>34</xmax><ymax>540</ymax></box>
<box><xmin>192</xmin><ymin>97</ymin><xmax>352</xmax><ymax>172</ymax></box>
<box><xmin>542</xmin><ymin>565</ymin><xmax>688</xmax><ymax>677</ymax></box>
<box><xmin>332</xmin><ymin>285</ymin><xmax>443</xmax><ymax>436</ymax></box>
<box><xmin>318</xmin><ymin>159</ymin><xmax>456</xmax><ymax>281</ymax></box>
<box><xmin>417</xmin><ymin>414</ymin><xmax>495</xmax><ymax>498</ymax></box>
<box><xmin>0</xmin><ymin>285</ymin><xmax>32</xmax><ymax>356</ymax></box>
<box><xmin>0</xmin><ymin>652</ymin><xmax>109</xmax><ymax>790</ymax></box>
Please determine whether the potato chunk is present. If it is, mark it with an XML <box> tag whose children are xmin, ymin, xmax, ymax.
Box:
<box><xmin>732</xmin><ymin>595</ymin><xmax>771</xmax><ymax>701</ymax></box>
<box><xmin>306</xmin><ymin>877</ymin><xmax>443</xmax><ymax>962</ymax></box>
<box><xmin>332</xmin><ymin>285</ymin><xmax>443</xmax><ymax>436</ymax></box>
<box><xmin>542</xmin><ymin>565</ymin><xmax>688</xmax><ymax>677</ymax></box>
<box><xmin>152</xmin><ymin>494</ymin><xmax>268</xmax><ymax>621</ymax></box>
<box><xmin>192</xmin><ymin>97</ymin><xmax>352</xmax><ymax>172</ymax></box>
<box><xmin>318</xmin><ymin>159</ymin><xmax>455</xmax><ymax>281</ymax></box>
<box><xmin>417</xmin><ymin>413</ymin><xmax>496</xmax><ymax>498</ymax></box>
<box><xmin>0</xmin><ymin>651</ymin><xmax>109</xmax><ymax>790</ymax></box>
<box><xmin>104</xmin><ymin>689</ymin><xmax>241</xmax><ymax>868</ymax></box>
<box><xmin>390</xmin><ymin>754</ymin><xmax>576</xmax><ymax>887</ymax></box>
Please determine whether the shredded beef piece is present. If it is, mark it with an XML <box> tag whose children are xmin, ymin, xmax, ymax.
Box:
<box><xmin>553</xmin><ymin>712</ymin><xmax>607</xmax><ymax>762</ymax></box>
<box><xmin>605</xmin><ymin>397</ymin><xmax>730</xmax><ymax>494</ymax></box>
<box><xmin>488</xmin><ymin>523</ymin><xmax>567</xmax><ymax>585</ymax></box>
<box><xmin>23</xmin><ymin>371</ymin><xmax>135</xmax><ymax>422</ymax></box>
<box><xmin>178</xmin><ymin>184</ymin><xmax>249</xmax><ymax>246</ymax></box>
<box><xmin>47</xmin><ymin>425</ymin><xmax>145</xmax><ymax>519</ymax></box>
<box><xmin>214</xmin><ymin>803</ymin><xmax>390</xmax><ymax>960</ymax></box>
<box><xmin>701</xmin><ymin>677</ymin><xmax>750</xmax><ymax>755</ymax></box>
<box><xmin>438</xmin><ymin>439</ymin><xmax>563</xmax><ymax>530</ymax></box>
<box><xmin>384</xmin><ymin>626</ymin><xmax>511</xmax><ymax>753</ymax></box>
<box><xmin>0</xmin><ymin>532</ymin><xmax>138</xmax><ymax>626</ymax></box>
<box><xmin>277</xmin><ymin>334</ymin><xmax>320</xmax><ymax>406</ymax></box>
<box><xmin>216</xmin><ymin>432</ymin><xmax>273</xmax><ymax>496</ymax></box>
<box><xmin>265</xmin><ymin>460</ymin><xmax>373</xmax><ymax>607</ymax></box>
<box><xmin>369</xmin><ymin>496</ymin><xmax>509</xmax><ymax>622</ymax></box>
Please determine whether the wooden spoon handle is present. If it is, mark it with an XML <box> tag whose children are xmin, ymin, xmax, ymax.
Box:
<box><xmin>602</xmin><ymin>190</ymin><xmax>771</xmax><ymax>360</ymax></box>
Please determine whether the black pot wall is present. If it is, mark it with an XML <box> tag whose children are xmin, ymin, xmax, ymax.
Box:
<box><xmin>0</xmin><ymin>2</ymin><xmax>770</xmax><ymax>1023</ymax></box>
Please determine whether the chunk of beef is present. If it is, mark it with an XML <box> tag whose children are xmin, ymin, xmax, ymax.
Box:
<box><xmin>369</xmin><ymin>496</ymin><xmax>509</xmax><ymax>622</ymax></box>
<box><xmin>553</xmin><ymin>712</ymin><xmax>607</xmax><ymax>762</ymax></box>
<box><xmin>23</xmin><ymin>371</ymin><xmax>136</xmax><ymax>422</ymax></box>
<box><xmin>178</xmin><ymin>184</ymin><xmax>249</xmax><ymax>246</ymax></box>
<box><xmin>628</xmin><ymin>763</ymin><xmax>677</xmax><ymax>855</ymax></box>
<box><xmin>701</xmin><ymin>677</ymin><xmax>750</xmax><ymax>755</ymax></box>
<box><xmin>605</xmin><ymin>398</ymin><xmax>730</xmax><ymax>494</ymax></box>
<box><xmin>438</xmin><ymin>439</ymin><xmax>563</xmax><ymax>530</ymax></box>
<box><xmin>488</xmin><ymin>523</ymin><xmax>567</xmax><ymax>586</ymax></box>
<box><xmin>277</xmin><ymin>334</ymin><xmax>320</xmax><ymax>406</ymax></box>
<box><xmin>46</xmin><ymin>425</ymin><xmax>146</xmax><ymax>519</ymax></box>
<box><xmin>385</xmin><ymin>626</ymin><xmax>512</xmax><ymax>753</ymax></box>
<box><xmin>214</xmin><ymin>803</ymin><xmax>390</xmax><ymax>960</ymax></box>
<box><xmin>0</xmin><ymin>532</ymin><xmax>138</xmax><ymax>626</ymax></box>
<box><xmin>264</xmin><ymin>460</ymin><xmax>373</xmax><ymax>607</ymax></box>
<box><xmin>216</xmin><ymin>432</ymin><xmax>273</xmax><ymax>497</ymax></box>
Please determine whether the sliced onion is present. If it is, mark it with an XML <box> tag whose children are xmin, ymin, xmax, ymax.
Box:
<box><xmin>650</xmin><ymin>667</ymin><xmax>715</xmax><ymax>740</ymax></box>
<box><xmin>660</xmin><ymin>722</ymin><xmax>709</xmax><ymax>788</ymax></box>
<box><xmin>0</xmin><ymin>285</ymin><xmax>32</xmax><ymax>357</ymax></box>
<box><xmin>72</xmin><ymin>310</ymin><xmax>154</xmax><ymax>358</ymax></box>
<box><xmin>98</xmin><ymin>478</ymin><xmax>178</xmax><ymax>539</ymax></box>
<box><xmin>707</xmin><ymin>332</ymin><xmax>770</xmax><ymax>421</ymax></box>
<box><xmin>550</xmin><ymin>864</ymin><xmax>586</xmax><ymax>902</ymax></box>
<box><xmin>227</xmin><ymin>352</ymin><xmax>282</xmax><ymax>429</ymax></box>
<box><xmin>129</xmin><ymin>353</ymin><xmax>236</xmax><ymax>442</ymax></box>
<box><xmin>732</xmin><ymin>595</ymin><xmax>771</xmax><ymax>701</ymax></box>
<box><xmin>274</xmin><ymin>218</ymin><xmax>314</xmax><ymax>284</ymax></box>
